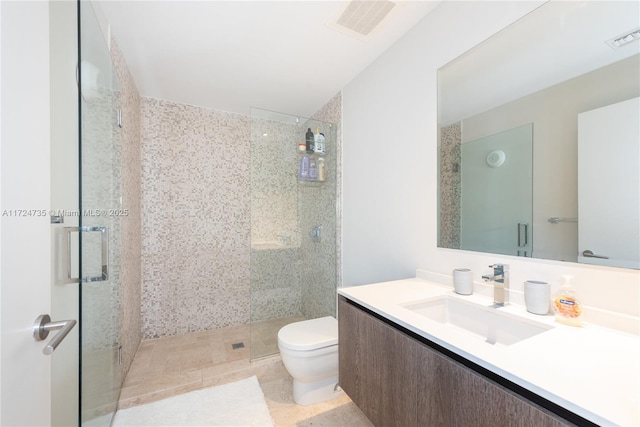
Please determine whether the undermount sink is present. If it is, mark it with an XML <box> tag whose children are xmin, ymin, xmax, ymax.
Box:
<box><xmin>401</xmin><ymin>296</ymin><xmax>553</xmax><ymax>346</ymax></box>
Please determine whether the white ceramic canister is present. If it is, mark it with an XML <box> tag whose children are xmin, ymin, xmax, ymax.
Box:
<box><xmin>453</xmin><ymin>268</ymin><xmax>473</xmax><ymax>295</ymax></box>
<box><xmin>524</xmin><ymin>280</ymin><xmax>550</xmax><ymax>315</ymax></box>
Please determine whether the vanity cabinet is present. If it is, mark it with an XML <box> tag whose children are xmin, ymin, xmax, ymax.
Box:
<box><xmin>338</xmin><ymin>295</ymin><xmax>420</xmax><ymax>427</ymax></box>
<box><xmin>338</xmin><ymin>296</ymin><xmax>574</xmax><ymax>427</ymax></box>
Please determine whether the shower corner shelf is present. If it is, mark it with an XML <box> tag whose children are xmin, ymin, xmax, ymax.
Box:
<box><xmin>298</xmin><ymin>180</ymin><xmax>326</xmax><ymax>186</ymax></box>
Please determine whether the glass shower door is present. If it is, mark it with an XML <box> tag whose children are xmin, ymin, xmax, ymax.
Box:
<box><xmin>249</xmin><ymin>108</ymin><xmax>338</xmax><ymax>360</ymax></box>
<box><xmin>79</xmin><ymin>2</ymin><xmax>122</xmax><ymax>425</ymax></box>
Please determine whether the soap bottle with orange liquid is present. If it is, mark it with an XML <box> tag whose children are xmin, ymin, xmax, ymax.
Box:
<box><xmin>553</xmin><ymin>275</ymin><xmax>583</xmax><ymax>326</ymax></box>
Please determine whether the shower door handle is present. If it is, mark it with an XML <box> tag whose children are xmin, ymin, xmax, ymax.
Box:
<box><xmin>33</xmin><ymin>314</ymin><xmax>77</xmax><ymax>355</ymax></box>
<box><xmin>517</xmin><ymin>223</ymin><xmax>528</xmax><ymax>247</ymax></box>
<box><xmin>65</xmin><ymin>225</ymin><xmax>109</xmax><ymax>283</ymax></box>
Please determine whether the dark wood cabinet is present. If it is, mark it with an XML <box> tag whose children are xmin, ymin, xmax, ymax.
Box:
<box><xmin>338</xmin><ymin>294</ymin><xmax>419</xmax><ymax>427</ymax></box>
<box><xmin>338</xmin><ymin>296</ymin><xmax>574</xmax><ymax>427</ymax></box>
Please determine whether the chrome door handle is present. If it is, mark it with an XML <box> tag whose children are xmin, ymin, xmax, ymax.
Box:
<box><xmin>517</xmin><ymin>223</ymin><xmax>528</xmax><ymax>247</ymax></box>
<box><xmin>33</xmin><ymin>314</ymin><xmax>77</xmax><ymax>355</ymax></box>
<box><xmin>582</xmin><ymin>250</ymin><xmax>609</xmax><ymax>259</ymax></box>
<box><xmin>65</xmin><ymin>225</ymin><xmax>109</xmax><ymax>282</ymax></box>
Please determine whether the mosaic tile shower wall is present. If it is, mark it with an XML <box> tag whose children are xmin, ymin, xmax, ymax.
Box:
<box><xmin>112</xmin><ymin>39</ymin><xmax>142</xmax><ymax>377</ymax></box>
<box><xmin>250</xmin><ymin>118</ymin><xmax>300</xmax><ymax>247</ymax></box>
<box><xmin>249</xmin><ymin>95</ymin><xmax>340</xmax><ymax>324</ymax></box>
<box><xmin>141</xmin><ymin>98</ymin><xmax>251</xmax><ymax>339</ymax></box>
<box><xmin>439</xmin><ymin>122</ymin><xmax>461</xmax><ymax>249</ymax></box>
<box><xmin>80</xmin><ymin>76</ymin><xmax>122</xmax><ymax>356</ymax></box>
<box><xmin>80</xmin><ymin>35</ymin><xmax>129</xmax><ymax>419</ymax></box>
<box><xmin>250</xmin><ymin>117</ymin><xmax>302</xmax><ymax>322</ymax></box>
<box><xmin>140</xmin><ymin>95</ymin><xmax>340</xmax><ymax>338</ymax></box>
<box><xmin>304</xmin><ymin>93</ymin><xmax>341</xmax><ymax>319</ymax></box>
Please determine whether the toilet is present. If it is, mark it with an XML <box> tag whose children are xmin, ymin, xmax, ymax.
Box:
<box><xmin>277</xmin><ymin>316</ymin><xmax>344</xmax><ymax>405</ymax></box>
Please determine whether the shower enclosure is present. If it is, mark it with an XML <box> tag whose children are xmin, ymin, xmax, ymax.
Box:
<box><xmin>249</xmin><ymin>108</ymin><xmax>338</xmax><ymax>360</ymax></box>
<box><xmin>79</xmin><ymin>2</ymin><xmax>123</xmax><ymax>425</ymax></box>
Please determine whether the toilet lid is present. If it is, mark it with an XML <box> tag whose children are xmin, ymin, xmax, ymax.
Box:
<box><xmin>277</xmin><ymin>316</ymin><xmax>338</xmax><ymax>351</ymax></box>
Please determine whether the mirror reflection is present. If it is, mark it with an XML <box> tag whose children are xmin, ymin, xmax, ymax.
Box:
<box><xmin>438</xmin><ymin>1</ymin><xmax>640</xmax><ymax>269</ymax></box>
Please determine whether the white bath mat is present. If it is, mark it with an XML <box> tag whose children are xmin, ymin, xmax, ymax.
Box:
<box><xmin>112</xmin><ymin>376</ymin><xmax>274</xmax><ymax>426</ymax></box>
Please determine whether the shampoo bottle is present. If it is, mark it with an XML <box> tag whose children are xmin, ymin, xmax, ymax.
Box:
<box><xmin>305</xmin><ymin>128</ymin><xmax>314</xmax><ymax>154</ymax></box>
<box><xmin>298</xmin><ymin>155</ymin><xmax>309</xmax><ymax>180</ymax></box>
<box><xmin>553</xmin><ymin>275</ymin><xmax>583</xmax><ymax>326</ymax></box>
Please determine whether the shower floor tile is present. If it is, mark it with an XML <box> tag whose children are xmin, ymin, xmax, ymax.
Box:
<box><xmin>250</xmin><ymin>315</ymin><xmax>305</xmax><ymax>359</ymax></box>
<box><xmin>118</xmin><ymin>320</ymin><xmax>373</xmax><ymax>426</ymax></box>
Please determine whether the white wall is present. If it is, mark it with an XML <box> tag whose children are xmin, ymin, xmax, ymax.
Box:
<box><xmin>342</xmin><ymin>1</ymin><xmax>639</xmax><ymax>333</ymax></box>
<box><xmin>342</xmin><ymin>1</ymin><xmax>544</xmax><ymax>286</ymax></box>
<box><xmin>0</xmin><ymin>2</ymin><xmax>3</xmax><ymax>421</ymax></box>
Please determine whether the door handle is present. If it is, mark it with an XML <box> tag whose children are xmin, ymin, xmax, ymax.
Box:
<box><xmin>33</xmin><ymin>314</ymin><xmax>76</xmax><ymax>355</ymax></box>
<box><xmin>582</xmin><ymin>250</ymin><xmax>609</xmax><ymax>259</ymax></box>
<box><xmin>517</xmin><ymin>222</ymin><xmax>528</xmax><ymax>247</ymax></box>
<box><xmin>65</xmin><ymin>225</ymin><xmax>109</xmax><ymax>282</ymax></box>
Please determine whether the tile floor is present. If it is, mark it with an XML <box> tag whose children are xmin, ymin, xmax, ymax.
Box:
<box><xmin>118</xmin><ymin>317</ymin><xmax>373</xmax><ymax>426</ymax></box>
<box><xmin>250</xmin><ymin>315</ymin><xmax>305</xmax><ymax>359</ymax></box>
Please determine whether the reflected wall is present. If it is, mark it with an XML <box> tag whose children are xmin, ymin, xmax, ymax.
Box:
<box><xmin>439</xmin><ymin>55</ymin><xmax>640</xmax><ymax>262</ymax></box>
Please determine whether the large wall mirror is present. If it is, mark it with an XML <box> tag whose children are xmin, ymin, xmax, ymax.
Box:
<box><xmin>438</xmin><ymin>1</ymin><xmax>640</xmax><ymax>269</ymax></box>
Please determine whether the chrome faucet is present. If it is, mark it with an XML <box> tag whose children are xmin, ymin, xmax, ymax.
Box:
<box><xmin>482</xmin><ymin>264</ymin><xmax>509</xmax><ymax>306</ymax></box>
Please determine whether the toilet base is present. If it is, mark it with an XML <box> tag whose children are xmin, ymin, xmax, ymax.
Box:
<box><xmin>292</xmin><ymin>375</ymin><xmax>345</xmax><ymax>406</ymax></box>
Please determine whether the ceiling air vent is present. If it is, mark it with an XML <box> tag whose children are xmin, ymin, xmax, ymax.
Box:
<box><xmin>606</xmin><ymin>27</ymin><xmax>640</xmax><ymax>49</ymax></box>
<box><xmin>334</xmin><ymin>0</ymin><xmax>396</xmax><ymax>38</ymax></box>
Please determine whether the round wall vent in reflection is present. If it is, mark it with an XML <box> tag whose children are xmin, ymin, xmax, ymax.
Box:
<box><xmin>486</xmin><ymin>150</ymin><xmax>506</xmax><ymax>168</ymax></box>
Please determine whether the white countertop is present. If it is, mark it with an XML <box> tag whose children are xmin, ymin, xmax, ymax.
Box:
<box><xmin>338</xmin><ymin>278</ymin><xmax>640</xmax><ymax>427</ymax></box>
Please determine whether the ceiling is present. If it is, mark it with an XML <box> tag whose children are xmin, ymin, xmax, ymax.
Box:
<box><xmin>438</xmin><ymin>1</ymin><xmax>640</xmax><ymax>125</ymax></box>
<box><xmin>96</xmin><ymin>1</ymin><xmax>441</xmax><ymax>118</ymax></box>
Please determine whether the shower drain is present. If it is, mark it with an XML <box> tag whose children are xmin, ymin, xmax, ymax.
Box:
<box><xmin>231</xmin><ymin>342</ymin><xmax>245</xmax><ymax>350</ymax></box>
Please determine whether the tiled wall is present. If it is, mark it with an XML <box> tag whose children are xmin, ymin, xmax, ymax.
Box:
<box><xmin>140</xmin><ymin>98</ymin><xmax>251</xmax><ymax>339</ymax></box>
<box><xmin>249</xmin><ymin>94</ymin><xmax>341</xmax><ymax>323</ymax></box>
<box><xmin>305</xmin><ymin>93</ymin><xmax>341</xmax><ymax>319</ymax></box>
<box><xmin>79</xmin><ymin>36</ymin><xmax>142</xmax><ymax>398</ymax></box>
<box><xmin>250</xmin><ymin>117</ymin><xmax>300</xmax><ymax>247</ymax></box>
<box><xmin>79</xmin><ymin>81</ymin><xmax>122</xmax><ymax>356</ymax></box>
<box><xmin>136</xmin><ymin>93</ymin><xmax>340</xmax><ymax>338</ymax></box>
<box><xmin>249</xmin><ymin>116</ymin><xmax>302</xmax><ymax>322</ymax></box>
<box><xmin>112</xmin><ymin>40</ymin><xmax>142</xmax><ymax>377</ymax></box>
<box><xmin>439</xmin><ymin>122</ymin><xmax>461</xmax><ymax>249</ymax></box>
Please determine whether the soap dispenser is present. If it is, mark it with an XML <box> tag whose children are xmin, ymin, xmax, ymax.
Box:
<box><xmin>553</xmin><ymin>275</ymin><xmax>583</xmax><ymax>326</ymax></box>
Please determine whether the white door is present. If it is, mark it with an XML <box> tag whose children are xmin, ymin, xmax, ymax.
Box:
<box><xmin>2</xmin><ymin>3</ymin><xmax>121</xmax><ymax>425</ymax></box>
<box><xmin>50</xmin><ymin>2</ymin><xmax>81</xmax><ymax>425</ymax></box>
<box><xmin>1</xmin><ymin>2</ymin><xmax>72</xmax><ymax>426</ymax></box>
<box><xmin>578</xmin><ymin>97</ymin><xmax>640</xmax><ymax>268</ymax></box>
<box><xmin>2</xmin><ymin>2</ymin><xmax>80</xmax><ymax>425</ymax></box>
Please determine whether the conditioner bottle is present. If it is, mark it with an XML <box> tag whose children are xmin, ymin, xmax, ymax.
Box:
<box><xmin>314</xmin><ymin>127</ymin><xmax>325</xmax><ymax>154</ymax></box>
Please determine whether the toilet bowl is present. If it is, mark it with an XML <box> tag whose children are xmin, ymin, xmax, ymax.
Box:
<box><xmin>277</xmin><ymin>316</ymin><xmax>344</xmax><ymax>405</ymax></box>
